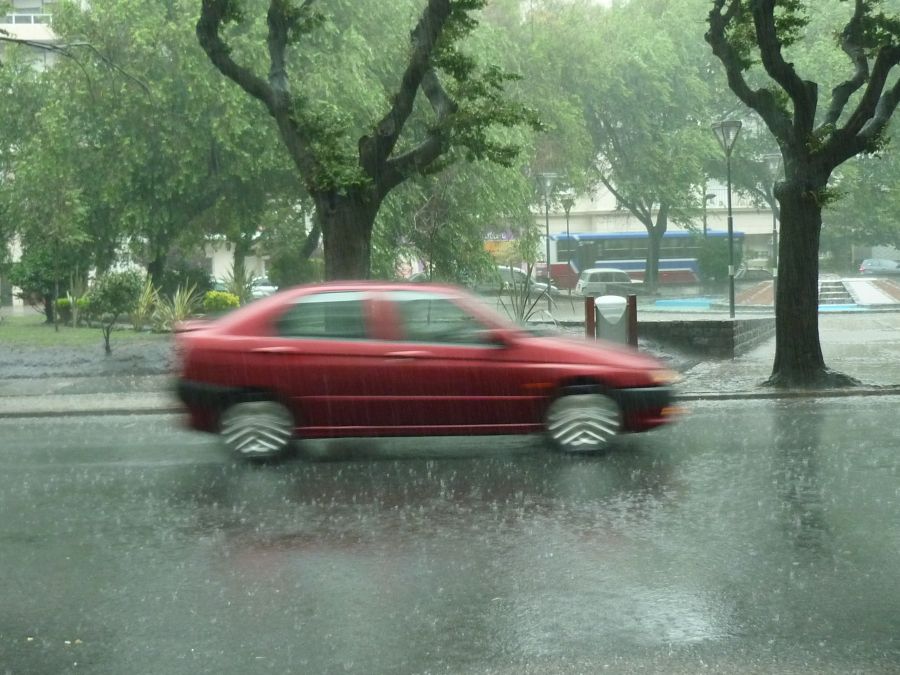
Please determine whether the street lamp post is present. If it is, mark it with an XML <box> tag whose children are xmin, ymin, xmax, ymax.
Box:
<box><xmin>561</xmin><ymin>193</ymin><xmax>575</xmax><ymax>262</ymax></box>
<box><xmin>711</xmin><ymin>119</ymin><xmax>742</xmax><ymax>319</ymax></box>
<box><xmin>763</xmin><ymin>153</ymin><xmax>782</xmax><ymax>310</ymax></box>
<box><xmin>561</xmin><ymin>192</ymin><xmax>575</xmax><ymax>295</ymax></box>
<box><xmin>538</xmin><ymin>172</ymin><xmax>559</xmax><ymax>312</ymax></box>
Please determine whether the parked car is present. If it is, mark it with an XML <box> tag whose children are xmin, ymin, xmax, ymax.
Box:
<box><xmin>250</xmin><ymin>277</ymin><xmax>278</xmax><ymax>299</ymax></box>
<box><xmin>175</xmin><ymin>282</ymin><xmax>678</xmax><ymax>460</ymax></box>
<box><xmin>735</xmin><ymin>267</ymin><xmax>773</xmax><ymax>282</ymax></box>
<box><xmin>475</xmin><ymin>266</ymin><xmax>560</xmax><ymax>296</ymax></box>
<box><xmin>574</xmin><ymin>268</ymin><xmax>639</xmax><ymax>296</ymax></box>
<box><xmin>859</xmin><ymin>258</ymin><xmax>900</xmax><ymax>276</ymax></box>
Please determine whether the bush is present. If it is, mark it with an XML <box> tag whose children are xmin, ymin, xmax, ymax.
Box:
<box><xmin>131</xmin><ymin>277</ymin><xmax>159</xmax><ymax>332</ymax></box>
<box><xmin>203</xmin><ymin>290</ymin><xmax>240</xmax><ymax>314</ymax></box>
<box><xmin>153</xmin><ymin>284</ymin><xmax>202</xmax><ymax>332</ymax></box>
<box><xmin>56</xmin><ymin>297</ymin><xmax>72</xmax><ymax>325</ymax></box>
<box><xmin>88</xmin><ymin>270</ymin><xmax>144</xmax><ymax>354</ymax></box>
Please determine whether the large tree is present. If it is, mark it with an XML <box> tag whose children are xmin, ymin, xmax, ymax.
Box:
<box><xmin>707</xmin><ymin>0</ymin><xmax>900</xmax><ymax>388</ymax></box>
<box><xmin>522</xmin><ymin>0</ymin><xmax>715</xmax><ymax>292</ymax></box>
<box><xmin>196</xmin><ymin>0</ymin><xmax>539</xmax><ymax>280</ymax></box>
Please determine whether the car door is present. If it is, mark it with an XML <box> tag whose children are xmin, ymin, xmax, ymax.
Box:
<box><xmin>362</xmin><ymin>290</ymin><xmax>546</xmax><ymax>433</ymax></box>
<box><xmin>251</xmin><ymin>290</ymin><xmax>392</xmax><ymax>433</ymax></box>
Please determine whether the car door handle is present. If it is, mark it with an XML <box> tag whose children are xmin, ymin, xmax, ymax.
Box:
<box><xmin>386</xmin><ymin>350</ymin><xmax>431</xmax><ymax>359</ymax></box>
<box><xmin>252</xmin><ymin>346</ymin><xmax>301</xmax><ymax>354</ymax></box>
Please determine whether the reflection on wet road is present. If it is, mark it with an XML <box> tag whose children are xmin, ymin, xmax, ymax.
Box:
<box><xmin>1</xmin><ymin>397</ymin><xmax>899</xmax><ymax>673</ymax></box>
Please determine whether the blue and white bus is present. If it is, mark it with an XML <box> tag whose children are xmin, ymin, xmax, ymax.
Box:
<box><xmin>548</xmin><ymin>230</ymin><xmax>744</xmax><ymax>289</ymax></box>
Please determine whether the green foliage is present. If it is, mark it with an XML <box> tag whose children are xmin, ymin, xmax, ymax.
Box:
<box><xmin>88</xmin><ymin>270</ymin><xmax>144</xmax><ymax>354</ymax></box>
<box><xmin>153</xmin><ymin>284</ymin><xmax>203</xmax><ymax>332</ymax></box>
<box><xmin>496</xmin><ymin>263</ymin><xmax>555</xmax><ymax>325</ymax></box>
<box><xmin>156</xmin><ymin>255</ymin><xmax>213</xmax><ymax>299</ymax></box>
<box><xmin>7</xmin><ymin>244</ymin><xmax>82</xmax><ymax>319</ymax></box>
<box><xmin>55</xmin><ymin>297</ymin><xmax>73</xmax><ymax>325</ymax></box>
<box><xmin>220</xmin><ymin>266</ymin><xmax>256</xmax><ymax>304</ymax></box>
<box><xmin>131</xmin><ymin>277</ymin><xmax>159</xmax><ymax>332</ymax></box>
<box><xmin>267</xmin><ymin>255</ymin><xmax>324</xmax><ymax>288</ymax></box>
<box><xmin>696</xmin><ymin>236</ymin><xmax>739</xmax><ymax>283</ymax></box>
<box><xmin>203</xmin><ymin>290</ymin><xmax>241</xmax><ymax>314</ymax></box>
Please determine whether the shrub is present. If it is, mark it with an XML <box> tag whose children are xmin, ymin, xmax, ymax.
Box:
<box><xmin>88</xmin><ymin>270</ymin><xmax>144</xmax><ymax>355</ymax></box>
<box><xmin>131</xmin><ymin>277</ymin><xmax>159</xmax><ymax>332</ymax></box>
<box><xmin>203</xmin><ymin>290</ymin><xmax>240</xmax><ymax>314</ymax></box>
<box><xmin>153</xmin><ymin>284</ymin><xmax>202</xmax><ymax>332</ymax></box>
<box><xmin>56</xmin><ymin>297</ymin><xmax>72</xmax><ymax>325</ymax></box>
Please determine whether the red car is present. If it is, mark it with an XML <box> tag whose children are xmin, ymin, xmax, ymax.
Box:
<box><xmin>175</xmin><ymin>282</ymin><xmax>678</xmax><ymax>459</ymax></box>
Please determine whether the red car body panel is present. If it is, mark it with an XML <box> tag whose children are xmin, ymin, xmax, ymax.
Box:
<box><xmin>176</xmin><ymin>282</ymin><xmax>676</xmax><ymax>439</ymax></box>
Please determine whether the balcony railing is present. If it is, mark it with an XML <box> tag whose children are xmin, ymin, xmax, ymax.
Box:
<box><xmin>0</xmin><ymin>13</ymin><xmax>52</xmax><ymax>25</ymax></box>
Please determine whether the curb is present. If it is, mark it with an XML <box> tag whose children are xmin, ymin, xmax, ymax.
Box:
<box><xmin>3</xmin><ymin>386</ymin><xmax>900</xmax><ymax>418</ymax></box>
<box><xmin>676</xmin><ymin>385</ymin><xmax>900</xmax><ymax>401</ymax></box>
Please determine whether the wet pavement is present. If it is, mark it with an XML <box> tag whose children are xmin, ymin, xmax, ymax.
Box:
<box><xmin>1</xmin><ymin>398</ymin><xmax>899</xmax><ymax>674</ymax></box>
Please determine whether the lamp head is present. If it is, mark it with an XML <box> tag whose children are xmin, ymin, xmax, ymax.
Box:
<box><xmin>711</xmin><ymin>120</ymin><xmax>742</xmax><ymax>156</ymax></box>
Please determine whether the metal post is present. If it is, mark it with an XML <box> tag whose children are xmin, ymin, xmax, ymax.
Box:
<box><xmin>544</xmin><ymin>192</ymin><xmax>551</xmax><ymax>313</ymax></box>
<box><xmin>726</xmin><ymin>155</ymin><xmax>735</xmax><ymax>319</ymax></box>
<box><xmin>627</xmin><ymin>294</ymin><xmax>638</xmax><ymax>347</ymax></box>
<box><xmin>712</xmin><ymin>120</ymin><xmax>741</xmax><ymax>320</ymax></box>
<box><xmin>584</xmin><ymin>296</ymin><xmax>596</xmax><ymax>338</ymax></box>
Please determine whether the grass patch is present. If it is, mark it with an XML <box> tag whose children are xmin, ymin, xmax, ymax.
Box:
<box><xmin>0</xmin><ymin>313</ymin><xmax>171</xmax><ymax>348</ymax></box>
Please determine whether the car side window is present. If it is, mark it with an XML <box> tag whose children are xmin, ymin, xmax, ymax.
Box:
<box><xmin>389</xmin><ymin>291</ymin><xmax>491</xmax><ymax>345</ymax></box>
<box><xmin>276</xmin><ymin>291</ymin><xmax>368</xmax><ymax>339</ymax></box>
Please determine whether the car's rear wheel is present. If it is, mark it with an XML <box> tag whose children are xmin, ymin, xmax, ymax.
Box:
<box><xmin>545</xmin><ymin>392</ymin><xmax>621</xmax><ymax>453</ymax></box>
<box><xmin>220</xmin><ymin>400</ymin><xmax>295</xmax><ymax>460</ymax></box>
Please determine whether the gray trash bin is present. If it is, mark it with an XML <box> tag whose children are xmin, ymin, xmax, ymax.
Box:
<box><xmin>594</xmin><ymin>295</ymin><xmax>628</xmax><ymax>343</ymax></box>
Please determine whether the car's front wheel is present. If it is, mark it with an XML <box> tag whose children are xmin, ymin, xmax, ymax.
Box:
<box><xmin>545</xmin><ymin>391</ymin><xmax>621</xmax><ymax>453</ymax></box>
<box><xmin>220</xmin><ymin>400</ymin><xmax>295</xmax><ymax>460</ymax></box>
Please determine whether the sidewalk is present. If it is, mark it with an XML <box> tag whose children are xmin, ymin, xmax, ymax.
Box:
<box><xmin>2</xmin><ymin>311</ymin><xmax>900</xmax><ymax>417</ymax></box>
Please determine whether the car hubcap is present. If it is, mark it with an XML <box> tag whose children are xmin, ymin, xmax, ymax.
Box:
<box><xmin>545</xmin><ymin>393</ymin><xmax>621</xmax><ymax>452</ymax></box>
<box><xmin>220</xmin><ymin>401</ymin><xmax>294</xmax><ymax>457</ymax></box>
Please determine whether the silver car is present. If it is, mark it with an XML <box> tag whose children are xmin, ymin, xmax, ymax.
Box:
<box><xmin>859</xmin><ymin>258</ymin><xmax>900</xmax><ymax>276</ymax></box>
<box><xmin>574</xmin><ymin>268</ymin><xmax>639</xmax><ymax>296</ymax></box>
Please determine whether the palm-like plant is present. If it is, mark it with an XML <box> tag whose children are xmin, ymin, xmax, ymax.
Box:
<box><xmin>153</xmin><ymin>284</ymin><xmax>202</xmax><ymax>332</ymax></box>
<box><xmin>131</xmin><ymin>277</ymin><xmax>159</xmax><ymax>332</ymax></box>
<box><xmin>497</xmin><ymin>263</ymin><xmax>555</xmax><ymax>324</ymax></box>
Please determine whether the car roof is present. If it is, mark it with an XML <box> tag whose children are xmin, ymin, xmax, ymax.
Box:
<box><xmin>581</xmin><ymin>267</ymin><xmax>631</xmax><ymax>274</ymax></box>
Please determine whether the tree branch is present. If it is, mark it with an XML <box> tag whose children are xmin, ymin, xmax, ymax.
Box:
<box><xmin>705</xmin><ymin>0</ymin><xmax>794</xmax><ymax>143</ymax></box>
<box><xmin>845</xmin><ymin>44</ymin><xmax>900</xmax><ymax>139</ymax></box>
<box><xmin>378</xmin><ymin>69</ymin><xmax>458</xmax><ymax>194</ymax></box>
<box><xmin>823</xmin><ymin>0</ymin><xmax>869</xmax><ymax>127</ymax></box>
<box><xmin>359</xmin><ymin>0</ymin><xmax>453</xmax><ymax>177</ymax></box>
<box><xmin>0</xmin><ymin>35</ymin><xmax>150</xmax><ymax>95</ymax></box>
<box><xmin>752</xmin><ymin>0</ymin><xmax>817</xmax><ymax>134</ymax></box>
<box><xmin>197</xmin><ymin>0</ymin><xmax>276</xmax><ymax>112</ymax></box>
<box><xmin>860</xmin><ymin>71</ymin><xmax>900</xmax><ymax>141</ymax></box>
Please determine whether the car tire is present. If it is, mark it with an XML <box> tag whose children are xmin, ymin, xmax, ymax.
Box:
<box><xmin>219</xmin><ymin>400</ymin><xmax>295</xmax><ymax>461</ymax></box>
<box><xmin>544</xmin><ymin>391</ymin><xmax>621</xmax><ymax>453</ymax></box>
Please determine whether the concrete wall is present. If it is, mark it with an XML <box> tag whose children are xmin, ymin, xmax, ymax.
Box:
<box><xmin>638</xmin><ymin>317</ymin><xmax>775</xmax><ymax>359</ymax></box>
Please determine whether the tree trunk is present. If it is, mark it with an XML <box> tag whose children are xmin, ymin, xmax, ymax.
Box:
<box><xmin>147</xmin><ymin>254</ymin><xmax>166</xmax><ymax>286</ymax></box>
<box><xmin>643</xmin><ymin>204</ymin><xmax>668</xmax><ymax>294</ymax></box>
<box><xmin>231</xmin><ymin>235</ymin><xmax>252</xmax><ymax>282</ymax></box>
<box><xmin>315</xmin><ymin>192</ymin><xmax>379</xmax><ymax>280</ymax></box>
<box><xmin>767</xmin><ymin>177</ymin><xmax>857</xmax><ymax>388</ymax></box>
<box><xmin>645</xmin><ymin>226</ymin><xmax>665</xmax><ymax>293</ymax></box>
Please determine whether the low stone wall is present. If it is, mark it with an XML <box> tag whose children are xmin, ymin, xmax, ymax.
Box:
<box><xmin>637</xmin><ymin>317</ymin><xmax>775</xmax><ymax>359</ymax></box>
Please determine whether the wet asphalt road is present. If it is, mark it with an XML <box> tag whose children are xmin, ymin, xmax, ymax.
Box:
<box><xmin>1</xmin><ymin>397</ymin><xmax>899</xmax><ymax>675</ymax></box>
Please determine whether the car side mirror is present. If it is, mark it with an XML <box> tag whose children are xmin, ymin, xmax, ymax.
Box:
<box><xmin>482</xmin><ymin>328</ymin><xmax>513</xmax><ymax>348</ymax></box>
